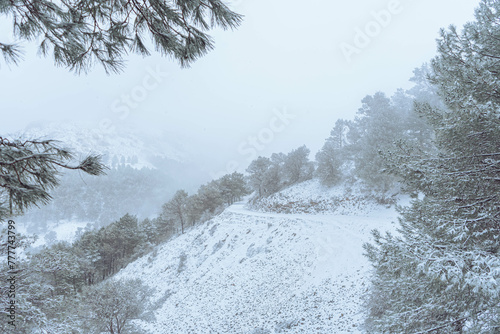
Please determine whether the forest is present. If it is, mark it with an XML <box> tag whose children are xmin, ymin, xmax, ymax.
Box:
<box><xmin>1</xmin><ymin>0</ymin><xmax>499</xmax><ymax>333</ymax></box>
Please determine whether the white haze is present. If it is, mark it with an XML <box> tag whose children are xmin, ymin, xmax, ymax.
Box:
<box><xmin>0</xmin><ymin>0</ymin><xmax>478</xmax><ymax>179</ymax></box>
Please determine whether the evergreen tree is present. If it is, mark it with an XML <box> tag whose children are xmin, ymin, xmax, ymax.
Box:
<box><xmin>365</xmin><ymin>1</ymin><xmax>500</xmax><ymax>332</ymax></box>
<box><xmin>29</xmin><ymin>242</ymin><xmax>87</xmax><ymax>298</ymax></box>
<box><xmin>184</xmin><ymin>194</ymin><xmax>203</xmax><ymax>226</ymax></box>
<box><xmin>140</xmin><ymin>217</ymin><xmax>157</xmax><ymax>244</ymax></box>
<box><xmin>161</xmin><ymin>190</ymin><xmax>188</xmax><ymax>234</ymax></box>
<box><xmin>0</xmin><ymin>0</ymin><xmax>242</xmax><ymax>73</ymax></box>
<box><xmin>73</xmin><ymin>229</ymin><xmax>101</xmax><ymax>285</ymax></box>
<box><xmin>283</xmin><ymin>145</ymin><xmax>314</xmax><ymax>185</ymax></box>
<box><xmin>196</xmin><ymin>182</ymin><xmax>223</xmax><ymax>214</ymax></box>
<box><xmin>80</xmin><ymin>279</ymin><xmax>152</xmax><ymax>333</ymax></box>
<box><xmin>0</xmin><ymin>232</ymin><xmax>42</xmax><ymax>333</ymax></box>
<box><xmin>246</xmin><ymin>156</ymin><xmax>271</xmax><ymax>197</ymax></box>
<box><xmin>217</xmin><ymin>172</ymin><xmax>249</xmax><ymax>205</ymax></box>
<box><xmin>351</xmin><ymin>92</ymin><xmax>403</xmax><ymax>191</ymax></box>
<box><xmin>247</xmin><ymin>147</ymin><xmax>314</xmax><ymax>198</ymax></box>
<box><xmin>407</xmin><ymin>63</ymin><xmax>447</xmax><ymax>110</ymax></box>
<box><xmin>108</xmin><ymin>214</ymin><xmax>141</xmax><ymax>259</ymax></box>
<box><xmin>262</xmin><ymin>153</ymin><xmax>287</xmax><ymax>195</ymax></box>
<box><xmin>91</xmin><ymin>214</ymin><xmax>142</xmax><ymax>278</ymax></box>
<box><xmin>315</xmin><ymin>119</ymin><xmax>349</xmax><ymax>186</ymax></box>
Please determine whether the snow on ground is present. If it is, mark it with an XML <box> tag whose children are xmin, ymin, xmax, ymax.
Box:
<box><xmin>18</xmin><ymin>122</ymin><xmax>184</xmax><ymax>168</ymax></box>
<box><xmin>251</xmin><ymin>180</ymin><xmax>399</xmax><ymax>215</ymax></box>
<box><xmin>116</xmin><ymin>197</ymin><xmax>401</xmax><ymax>333</ymax></box>
<box><xmin>16</xmin><ymin>220</ymin><xmax>90</xmax><ymax>248</ymax></box>
<box><xmin>49</xmin><ymin>220</ymin><xmax>89</xmax><ymax>243</ymax></box>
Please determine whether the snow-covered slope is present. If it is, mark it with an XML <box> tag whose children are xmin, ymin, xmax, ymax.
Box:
<box><xmin>17</xmin><ymin>220</ymin><xmax>91</xmax><ymax>248</ymax></box>
<box><xmin>116</xmin><ymin>194</ymin><xmax>401</xmax><ymax>333</ymax></box>
<box><xmin>15</xmin><ymin>122</ymin><xmax>184</xmax><ymax>169</ymax></box>
<box><xmin>251</xmin><ymin>179</ymin><xmax>399</xmax><ymax>215</ymax></box>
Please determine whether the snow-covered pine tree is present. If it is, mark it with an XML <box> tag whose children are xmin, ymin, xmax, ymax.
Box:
<box><xmin>217</xmin><ymin>172</ymin><xmax>249</xmax><ymax>205</ymax></box>
<box><xmin>263</xmin><ymin>153</ymin><xmax>287</xmax><ymax>194</ymax></box>
<box><xmin>247</xmin><ymin>157</ymin><xmax>272</xmax><ymax>198</ymax></box>
<box><xmin>161</xmin><ymin>190</ymin><xmax>188</xmax><ymax>234</ymax></box>
<box><xmin>351</xmin><ymin>92</ymin><xmax>405</xmax><ymax>192</ymax></box>
<box><xmin>283</xmin><ymin>145</ymin><xmax>314</xmax><ymax>186</ymax></box>
<box><xmin>79</xmin><ymin>278</ymin><xmax>152</xmax><ymax>334</ymax></box>
<box><xmin>364</xmin><ymin>1</ymin><xmax>500</xmax><ymax>332</ymax></box>
<box><xmin>315</xmin><ymin>119</ymin><xmax>349</xmax><ymax>186</ymax></box>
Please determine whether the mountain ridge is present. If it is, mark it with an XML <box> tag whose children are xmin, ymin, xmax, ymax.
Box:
<box><xmin>14</xmin><ymin>122</ymin><xmax>185</xmax><ymax>169</ymax></box>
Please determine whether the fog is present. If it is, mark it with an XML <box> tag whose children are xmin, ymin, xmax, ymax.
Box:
<box><xmin>0</xmin><ymin>0</ymin><xmax>478</xmax><ymax>179</ymax></box>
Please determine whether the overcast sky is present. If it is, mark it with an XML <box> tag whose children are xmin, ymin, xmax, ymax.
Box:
<box><xmin>0</xmin><ymin>0</ymin><xmax>479</xmax><ymax>178</ymax></box>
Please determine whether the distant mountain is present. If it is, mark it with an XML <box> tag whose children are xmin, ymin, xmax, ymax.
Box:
<box><xmin>17</xmin><ymin>122</ymin><xmax>185</xmax><ymax>170</ymax></box>
<box><xmin>14</xmin><ymin>122</ymin><xmax>209</xmax><ymax>229</ymax></box>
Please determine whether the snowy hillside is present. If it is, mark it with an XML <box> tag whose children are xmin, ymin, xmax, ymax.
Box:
<box><xmin>15</xmin><ymin>122</ymin><xmax>184</xmax><ymax>169</ymax></box>
<box><xmin>115</xmin><ymin>185</ymin><xmax>402</xmax><ymax>333</ymax></box>
<box><xmin>251</xmin><ymin>179</ymin><xmax>399</xmax><ymax>215</ymax></box>
<box><xmin>16</xmin><ymin>220</ymin><xmax>91</xmax><ymax>248</ymax></box>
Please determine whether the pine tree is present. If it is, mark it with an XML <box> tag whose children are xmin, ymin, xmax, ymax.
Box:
<box><xmin>351</xmin><ymin>92</ymin><xmax>404</xmax><ymax>191</ymax></box>
<box><xmin>140</xmin><ymin>217</ymin><xmax>157</xmax><ymax>244</ymax></box>
<box><xmin>161</xmin><ymin>190</ymin><xmax>188</xmax><ymax>233</ymax></box>
<box><xmin>262</xmin><ymin>153</ymin><xmax>287</xmax><ymax>195</ymax></box>
<box><xmin>80</xmin><ymin>278</ymin><xmax>152</xmax><ymax>333</ymax></box>
<box><xmin>0</xmin><ymin>0</ymin><xmax>242</xmax><ymax>73</ymax></box>
<box><xmin>217</xmin><ymin>172</ymin><xmax>249</xmax><ymax>205</ymax></box>
<box><xmin>365</xmin><ymin>1</ymin><xmax>500</xmax><ymax>332</ymax></box>
<box><xmin>283</xmin><ymin>145</ymin><xmax>314</xmax><ymax>185</ymax></box>
<box><xmin>315</xmin><ymin>119</ymin><xmax>350</xmax><ymax>186</ymax></box>
<box><xmin>196</xmin><ymin>182</ymin><xmax>223</xmax><ymax>214</ymax></box>
<box><xmin>246</xmin><ymin>156</ymin><xmax>272</xmax><ymax>197</ymax></box>
<box><xmin>185</xmin><ymin>194</ymin><xmax>203</xmax><ymax>226</ymax></box>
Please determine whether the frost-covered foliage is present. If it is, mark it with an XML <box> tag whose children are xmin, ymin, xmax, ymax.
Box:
<box><xmin>3</xmin><ymin>213</ymin><xmax>152</xmax><ymax>333</ymax></box>
<box><xmin>0</xmin><ymin>232</ymin><xmax>44</xmax><ymax>334</ymax></box>
<box><xmin>250</xmin><ymin>179</ymin><xmax>396</xmax><ymax>215</ymax></box>
<box><xmin>247</xmin><ymin>146</ymin><xmax>314</xmax><ymax>198</ymax></box>
<box><xmin>156</xmin><ymin>171</ymin><xmax>250</xmax><ymax>238</ymax></box>
<box><xmin>315</xmin><ymin>119</ymin><xmax>349</xmax><ymax>187</ymax></box>
<box><xmin>365</xmin><ymin>1</ymin><xmax>500</xmax><ymax>332</ymax></box>
<box><xmin>80</xmin><ymin>278</ymin><xmax>152</xmax><ymax>333</ymax></box>
<box><xmin>315</xmin><ymin>84</ymin><xmax>435</xmax><ymax>193</ymax></box>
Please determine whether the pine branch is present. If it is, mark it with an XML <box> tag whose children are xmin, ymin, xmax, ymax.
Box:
<box><xmin>1</xmin><ymin>0</ymin><xmax>243</xmax><ymax>72</ymax></box>
<box><xmin>0</xmin><ymin>42</ymin><xmax>23</xmax><ymax>65</ymax></box>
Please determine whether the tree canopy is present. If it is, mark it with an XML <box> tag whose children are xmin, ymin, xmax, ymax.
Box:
<box><xmin>246</xmin><ymin>146</ymin><xmax>314</xmax><ymax>198</ymax></box>
<box><xmin>0</xmin><ymin>0</ymin><xmax>243</xmax><ymax>73</ymax></box>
